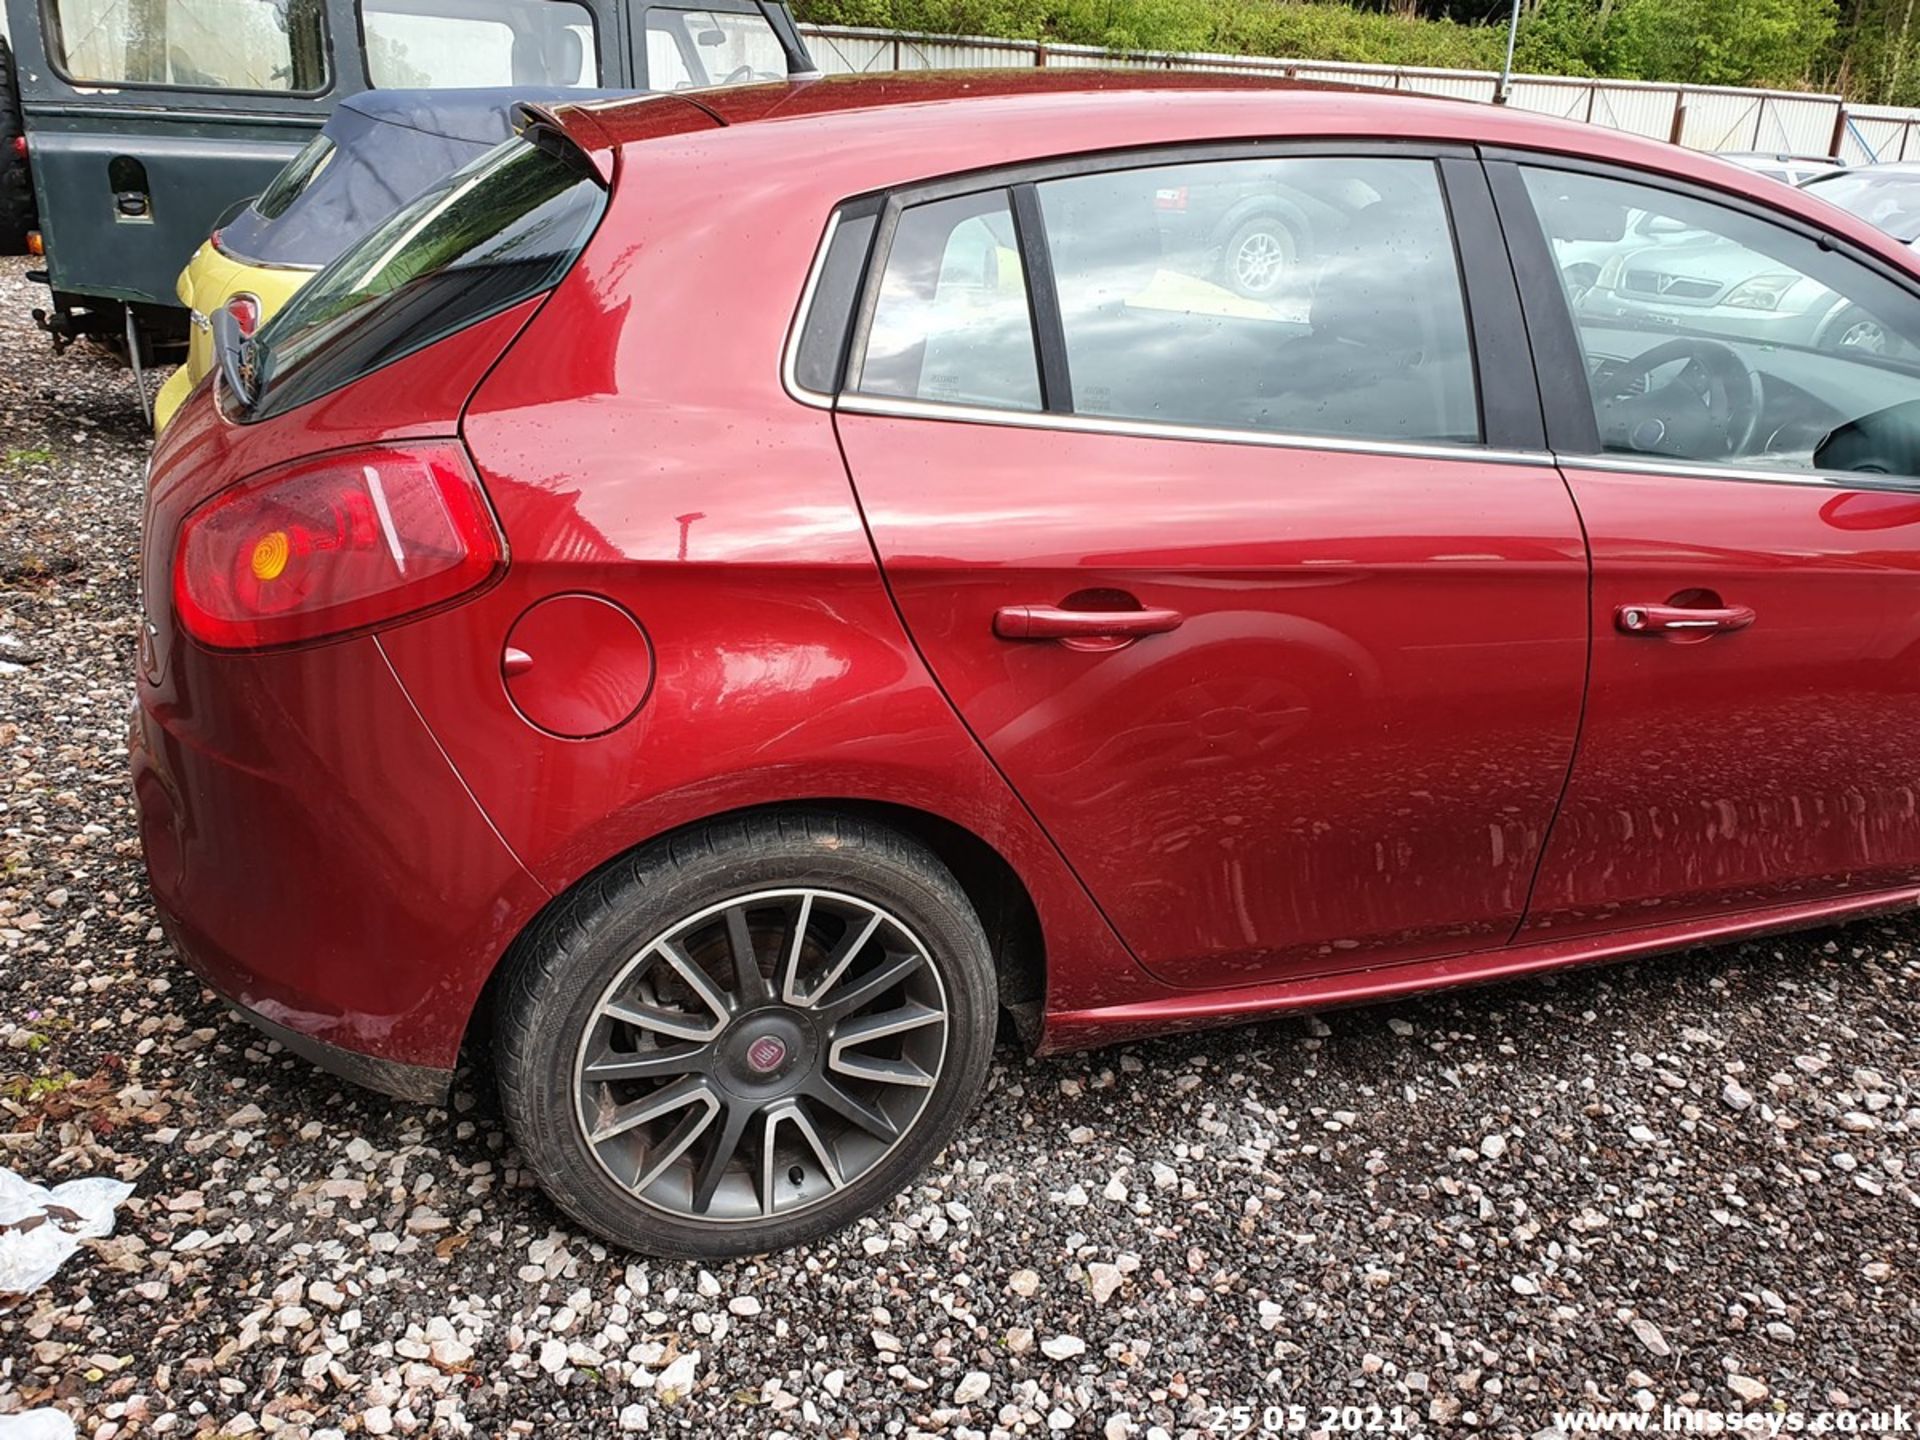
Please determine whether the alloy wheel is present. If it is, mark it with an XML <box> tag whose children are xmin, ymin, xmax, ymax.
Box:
<box><xmin>1838</xmin><ymin>317</ymin><xmax>1890</xmax><ymax>353</ymax></box>
<box><xmin>1232</xmin><ymin>229</ymin><xmax>1288</xmax><ymax>293</ymax></box>
<box><xmin>571</xmin><ymin>888</ymin><xmax>949</xmax><ymax>1224</ymax></box>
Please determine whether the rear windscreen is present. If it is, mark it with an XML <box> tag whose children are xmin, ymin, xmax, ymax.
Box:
<box><xmin>252</xmin><ymin>135</ymin><xmax>338</xmax><ymax>222</ymax></box>
<box><xmin>247</xmin><ymin>132</ymin><xmax>606</xmax><ymax>419</ymax></box>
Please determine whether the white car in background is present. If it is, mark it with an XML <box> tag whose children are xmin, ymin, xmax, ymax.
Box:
<box><xmin>1719</xmin><ymin>151</ymin><xmax>1849</xmax><ymax>187</ymax></box>
<box><xmin>1801</xmin><ymin>163</ymin><xmax>1920</xmax><ymax>246</ymax></box>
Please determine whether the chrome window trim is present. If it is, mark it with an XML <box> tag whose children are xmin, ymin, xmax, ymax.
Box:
<box><xmin>1558</xmin><ymin>451</ymin><xmax>1920</xmax><ymax>492</ymax></box>
<box><xmin>781</xmin><ymin>209</ymin><xmax>843</xmax><ymax>411</ymax></box>
<box><xmin>836</xmin><ymin>391</ymin><xmax>1551</xmax><ymax>467</ymax></box>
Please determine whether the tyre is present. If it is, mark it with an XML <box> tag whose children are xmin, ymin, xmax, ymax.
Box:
<box><xmin>494</xmin><ymin>812</ymin><xmax>999</xmax><ymax>1258</ymax></box>
<box><xmin>0</xmin><ymin>38</ymin><xmax>37</xmax><ymax>256</ymax></box>
<box><xmin>1221</xmin><ymin>214</ymin><xmax>1296</xmax><ymax>300</ymax></box>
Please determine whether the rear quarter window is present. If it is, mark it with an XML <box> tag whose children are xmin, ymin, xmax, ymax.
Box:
<box><xmin>245</xmin><ymin>132</ymin><xmax>607</xmax><ymax>420</ymax></box>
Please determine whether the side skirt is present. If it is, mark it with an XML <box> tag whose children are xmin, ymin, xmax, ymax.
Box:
<box><xmin>1035</xmin><ymin>884</ymin><xmax>1920</xmax><ymax>1054</ymax></box>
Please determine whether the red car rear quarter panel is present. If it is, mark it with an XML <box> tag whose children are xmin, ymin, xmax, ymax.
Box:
<box><xmin>136</xmin><ymin>309</ymin><xmax>556</xmax><ymax>1073</ymax></box>
<box><xmin>133</xmin><ymin>641</ymin><xmax>548</xmax><ymax>1071</ymax></box>
<box><xmin>383</xmin><ymin>130</ymin><xmax>1146</xmax><ymax>1018</ymax></box>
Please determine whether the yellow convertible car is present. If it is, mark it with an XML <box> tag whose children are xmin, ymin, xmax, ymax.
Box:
<box><xmin>154</xmin><ymin>88</ymin><xmax>567</xmax><ymax>430</ymax></box>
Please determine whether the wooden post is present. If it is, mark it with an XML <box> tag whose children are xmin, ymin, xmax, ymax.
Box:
<box><xmin>1828</xmin><ymin>104</ymin><xmax>1848</xmax><ymax>161</ymax></box>
<box><xmin>1668</xmin><ymin>94</ymin><xmax>1687</xmax><ymax>146</ymax></box>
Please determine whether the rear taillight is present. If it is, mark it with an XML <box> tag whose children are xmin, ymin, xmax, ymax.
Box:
<box><xmin>10</xmin><ymin>136</ymin><xmax>25</xmax><ymax>159</ymax></box>
<box><xmin>225</xmin><ymin>292</ymin><xmax>261</xmax><ymax>337</ymax></box>
<box><xmin>172</xmin><ymin>441</ymin><xmax>503</xmax><ymax>650</ymax></box>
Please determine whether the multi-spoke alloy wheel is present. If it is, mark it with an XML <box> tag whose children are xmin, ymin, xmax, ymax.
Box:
<box><xmin>1223</xmin><ymin>217</ymin><xmax>1296</xmax><ymax>299</ymax></box>
<box><xmin>495</xmin><ymin>814</ymin><xmax>998</xmax><ymax>1258</ymax></box>
<box><xmin>573</xmin><ymin>888</ymin><xmax>948</xmax><ymax>1223</ymax></box>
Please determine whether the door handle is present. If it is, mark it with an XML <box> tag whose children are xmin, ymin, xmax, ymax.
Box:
<box><xmin>994</xmin><ymin>604</ymin><xmax>1185</xmax><ymax>642</ymax></box>
<box><xmin>1616</xmin><ymin>602</ymin><xmax>1755</xmax><ymax>635</ymax></box>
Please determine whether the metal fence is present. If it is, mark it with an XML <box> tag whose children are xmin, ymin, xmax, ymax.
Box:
<box><xmin>797</xmin><ymin>24</ymin><xmax>1920</xmax><ymax>164</ymax></box>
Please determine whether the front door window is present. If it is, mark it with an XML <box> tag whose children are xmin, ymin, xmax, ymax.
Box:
<box><xmin>1522</xmin><ymin>166</ymin><xmax>1920</xmax><ymax>477</ymax></box>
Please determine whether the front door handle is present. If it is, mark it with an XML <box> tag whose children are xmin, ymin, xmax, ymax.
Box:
<box><xmin>1616</xmin><ymin>602</ymin><xmax>1756</xmax><ymax>635</ymax></box>
<box><xmin>994</xmin><ymin>604</ymin><xmax>1185</xmax><ymax>642</ymax></box>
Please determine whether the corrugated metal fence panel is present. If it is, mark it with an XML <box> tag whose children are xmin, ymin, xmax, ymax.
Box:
<box><xmin>1396</xmin><ymin>72</ymin><xmax>1497</xmax><ymax>101</ymax></box>
<box><xmin>1045</xmin><ymin>47</ymin><xmax>1161</xmax><ymax>69</ymax></box>
<box><xmin>1293</xmin><ymin>65</ymin><xmax>1396</xmax><ymax>88</ymax></box>
<box><xmin>1499</xmin><ymin>79</ymin><xmax>1592</xmax><ymax>122</ymax></box>
<box><xmin>795</xmin><ymin>25</ymin><xmax>1920</xmax><ymax>154</ymax></box>
<box><xmin>1678</xmin><ymin>91</ymin><xmax>1770</xmax><ymax>150</ymax></box>
<box><xmin>1846</xmin><ymin>107</ymin><xmax>1920</xmax><ymax>162</ymax></box>
<box><xmin>1578</xmin><ymin>85</ymin><xmax>1681</xmax><ymax>141</ymax></box>
<box><xmin>1765</xmin><ymin>95</ymin><xmax>1848</xmax><ymax>153</ymax></box>
<box><xmin>801</xmin><ymin>30</ymin><xmax>895</xmax><ymax>74</ymax></box>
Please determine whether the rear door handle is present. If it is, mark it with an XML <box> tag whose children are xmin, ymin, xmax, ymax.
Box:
<box><xmin>994</xmin><ymin>605</ymin><xmax>1185</xmax><ymax>641</ymax></box>
<box><xmin>1616</xmin><ymin>602</ymin><xmax>1756</xmax><ymax>634</ymax></box>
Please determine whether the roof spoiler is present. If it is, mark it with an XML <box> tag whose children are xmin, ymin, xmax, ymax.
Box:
<box><xmin>513</xmin><ymin>102</ymin><xmax>614</xmax><ymax>184</ymax></box>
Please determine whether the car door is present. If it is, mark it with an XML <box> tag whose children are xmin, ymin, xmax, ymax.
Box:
<box><xmin>1492</xmin><ymin>156</ymin><xmax>1920</xmax><ymax>939</ymax></box>
<box><xmin>817</xmin><ymin>149</ymin><xmax>1592</xmax><ymax>991</ymax></box>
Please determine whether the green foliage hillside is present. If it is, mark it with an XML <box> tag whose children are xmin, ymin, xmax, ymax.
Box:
<box><xmin>796</xmin><ymin>0</ymin><xmax>1918</xmax><ymax>104</ymax></box>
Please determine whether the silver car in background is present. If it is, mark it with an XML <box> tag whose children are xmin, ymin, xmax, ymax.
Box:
<box><xmin>1569</xmin><ymin>158</ymin><xmax>1899</xmax><ymax>355</ymax></box>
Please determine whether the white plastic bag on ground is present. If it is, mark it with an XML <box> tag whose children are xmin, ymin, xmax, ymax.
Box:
<box><xmin>0</xmin><ymin>1166</ymin><xmax>135</xmax><ymax>1304</ymax></box>
<box><xmin>0</xmin><ymin>1410</ymin><xmax>77</xmax><ymax>1439</ymax></box>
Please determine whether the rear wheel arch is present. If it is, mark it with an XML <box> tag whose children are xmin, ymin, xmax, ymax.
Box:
<box><xmin>463</xmin><ymin>798</ymin><xmax>1049</xmax><ymax>1070</ymax></box>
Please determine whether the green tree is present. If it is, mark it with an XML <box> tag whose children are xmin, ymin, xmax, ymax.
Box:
<box><xmin>1597</xmin><ymin>0</ymin><xmax>1839</xmax><ymax>87</ymax></box>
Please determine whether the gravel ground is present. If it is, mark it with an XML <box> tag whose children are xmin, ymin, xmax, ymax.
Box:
<box><xmin>2</xmin><ymin>252</ymin><xmax>1918</xmax><ymax>1438</ymax></box>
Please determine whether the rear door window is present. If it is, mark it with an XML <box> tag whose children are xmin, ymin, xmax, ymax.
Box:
<box><xmin>1035</xmin><ymin>156</ymin><xmax>1480</xmax><ymax>444</ymax></box>
<box><xmin>361</xmin><ymin>0</ymin><xmax>599</xmax><ymax>86</ymax></box>
<box><xmin>47</xmin><ymin>0</ymin><xmax>328</xmax><ymax>91</ymax></box>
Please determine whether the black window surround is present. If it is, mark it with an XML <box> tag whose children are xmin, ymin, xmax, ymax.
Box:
<box><xmin>1483</xmin><ymin>144</ymin><xmax>1920</xmax><ymax>484</ymax></box>
<box><xmin>790</xmin><ymin>139</ymin><xmax>1550</xmax><ymax>458</ymax></box>
<box><xmin>793</xmin><ymin>140</ymin><xmax>1920</xmax><ymax>486</ymax></box>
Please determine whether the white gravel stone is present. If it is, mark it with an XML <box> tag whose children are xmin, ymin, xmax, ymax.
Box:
<box><xmin>954</xmin><ymin>1371</ymin><xmax>992</xmax><ymax>1405</ymax></box>
<box><xmin>1087</xmin><ymin>1262</ymin><xmax>1124</xmax><ymax>1304</ymax></box>
<box><xmin>1628</xmin><ymin>1317</ymin><xmax>1671</xmax><ymax>1358</ymax></box>
<box><xmin>656</xmin><ymin>1351</ymin><xmax>699</xmax><ymax>1404</ymax></box>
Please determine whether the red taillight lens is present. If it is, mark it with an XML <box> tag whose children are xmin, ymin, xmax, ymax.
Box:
<box><xmin>173</xmin><ymin>441</ymin><xmax>503</xmax><ymax>650</ymax></box>
<box><xmin>225</xmin><ymin>293</ymin><xmax>261</xmax><ymax>338</ymax></box>
<box><xmin>10</xmin><ymin>136</ymin><xmax>25</xmax><ymax>159</ymax></box>
<box><xmin>1153</xmin><ymin>186</ymin><xmax>1189</xmax><ymax>212</ymax></box>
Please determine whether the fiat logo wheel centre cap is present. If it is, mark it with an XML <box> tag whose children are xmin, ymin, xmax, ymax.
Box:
<box><xmin>746</xmin><ymin>1035</ymin><xmax>787</xmax><ymax>1073</ymax></box>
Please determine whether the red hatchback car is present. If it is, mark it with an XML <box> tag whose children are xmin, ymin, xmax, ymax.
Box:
<box><xmin>136</xmin><ymin>71</ymin><xmax>1920</xmax><ymax>1257</ymax></box>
